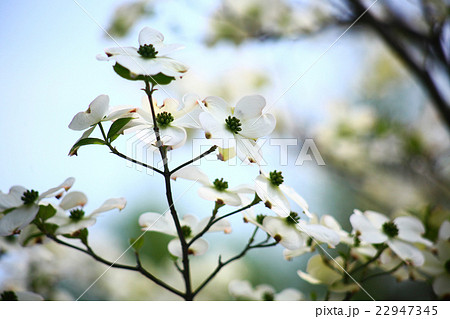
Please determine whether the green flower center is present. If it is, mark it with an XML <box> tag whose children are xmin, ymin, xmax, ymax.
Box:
<box><xmin>181</xmin><ymin>225</ymin><xmax>192</xmax><ymax>238</ymax></box>
<box><xmin>156</xmin><ymin>112</ymin><xmax>174</xmax><ymax>128</ymax></box>
<box><xmin>285</xmin><ymin>212</ymin><xmax>300</xmax><ymax>225</ymax></box>
<box><xmin>225</xmin><ymin>116</ymin><xmax>242</xmax><ymax>134</ymax></box>
<box><xmin>256</xmin><ymin>214</ymin><xmax>266</xmax><ymax>225</ymax></box>
<box><xmin>445</xmin><ymin>259</ymin><xmax>450</xmax><ymax>274</ymax></box>
<box><xmin>213</xmin><ymin>178</ymin><xmax>228</xmax><ymax>191</ymax></box>
<box><xmin>1</xmin><ymin>291</ymin><xmax>18</xmax><ymax>301</ymax></box>
<box><xmin>269</xmin><ymin>171</ymin><xmax>284</xmax><ymax>186</ymax></box>
<box><xmin>69</xmin><ymin>209</ymin><xmax>85</xmax><ymax>221</ymax></box>
<box><xmin>137</xmin><ymin>44</ymin><xmax>158</xmax><ymax>58</ymax></box>
<box><xmin>262</xmin><ymin>292</ymin><xmax>274</xmax><ymax>301</ymax></box>
<box><xmin>21</xmin><ymin>189</ymin><xmax>39</xmax><ymax>205</ymax></box>
<box><xmin>382</xmin><ymin>221</ymin><xmax>399</xmax><ymax>238</ymax></box>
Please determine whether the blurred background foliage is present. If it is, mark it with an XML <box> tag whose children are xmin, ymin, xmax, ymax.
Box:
<box><xmin>0</xmin><ymin>0</ymin><xmax>449</xmax><ymax>300</ymax></box>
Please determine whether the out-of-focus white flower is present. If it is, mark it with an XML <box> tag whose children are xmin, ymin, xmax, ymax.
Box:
<box><xmin>298</xmin><ymin>254</ymin><xmax>359</xmax><ymax>296</ymax></box>
<box><xmin>97</xmin><ymin>27</ymin><xmax>188</xmax><ymax>77</ymax></box>
<box><xmin>139</xmin><ymin>213</ymin><xmax>231</xmax><ymax>257</ymax></box>
<box><xmin>420</xmin><ymin>221</ymin><xmax>450</xmax><ymax>297</ymax></box>
<box><xmin>0</xmin><ymin>178</ymin><xmax>75</xmax><ymax>236</ymax></box>
<box><xmin>228</xmin><ymin>280</ymin><xmax>303</xmax><ymax>301</ymax></box>
<box><xmin>171</xmin><ymin>165</ymin><xmax>254</xmax><ymax>206</ymax></box>
<box><xmin>125</xmin><ymin>95</ymin><xmax>201</xmax><ymax>150</ymax></box>
<box><xmin>315</xmin><ymin>103</ymin><xmax>377</xmax><ymax>171</ymax></box>
<box><xmin>350</xmin><ymin>210</ymin><xmax>432</xmax><ymax>266</ymax></box>
<box><xmin>255</xmin><ymin>170</ymin><xmax>311</xmax><ymax>218</ymax></box>
<box><xmin>68</xmin><ymin>94</ymin><xmax>137</xmax><ymax>131</ymax></box>
<box><xmin>198</xmin><ymin>94</ymin><xmax>275</xmax><ymax>163</ymax></box>
<box><xmin>47</xmin><ymin>192</ymin><xmax>126</xmax><ymax>235</ymax></box>
<box><xmin>378</xmin><ymin>249</ymin><xmax>425</xmax><ymax>282</ymax></box>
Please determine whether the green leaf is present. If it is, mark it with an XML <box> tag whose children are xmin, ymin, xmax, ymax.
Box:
<box><xmin>107</xmin><ymin>117</ymin><xmax>134</xmax><ymax>142</ymax></box>
<box><xmin>113</xmin><ymin>63</ymin><xmax>175</xmax><ymax>85</ymax></box>
<box><xmin>69</xmin><ymin>138</ymin><xmax>106</xmax><ymax>156</ymax></box>
<box><xmin>37</xmin><ymin>205</ymin><xmax>57</xmax><ymax>221</ymax></box>
<box><xmin>129</xmin><ymin>236</ymin><xmax>145</xmax><ymax>252</ymax></box>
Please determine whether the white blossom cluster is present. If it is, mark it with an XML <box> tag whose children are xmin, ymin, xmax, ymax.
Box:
<box><xmin>1</xmin><ymin>27</ymin><xmax>448</xmax><ymax>301</ymax></box>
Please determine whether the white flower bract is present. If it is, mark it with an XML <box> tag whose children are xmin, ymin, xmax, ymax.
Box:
<box><xmin>138</xmin><ymin>212</ymin><xmax>231</xmax><ymax>257</ymax></box>
<box><xmin>47</xmin><ymin>192</ymin><xmax>126</xmax><ymax>235</ymax></box>
<box><xmin>68</xmin><ymin>94</ymin><xmax>137</xmax><ymax>131</ymax></box>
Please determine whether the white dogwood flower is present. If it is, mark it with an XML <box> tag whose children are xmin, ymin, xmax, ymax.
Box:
<box><xmin>139</xmin><ymin>213</ymin><xmax>231</xmax><ymax>257</ymax></box>
<box><xmin>228</xmin><ymin>280</ymin><xmax>303</xmax><ymax>301</ymax></box>
<box><xmin>243</xmin><ymin>210</ymin><xmax>339</xmax><ymax>257</ymax></box>
<box><xmin>0</xmin><ymin>178</ymin><xmax>74</xmax><ymax>236</ymax></box>
<box><xmin>282</xmin><ymin>214</ymin><xmax>363</xmax><ymax>261</ymax></box>
<box><xmin>254</xmin><ymin>170</ymin><xmax>311</xmax><ymax>218</ymax></box>
<box><xmin>47</xmin><ymin>192</ymin><xmax>126</xmax><ymax>235</ymax></box>
<box><xmin>69</xmin><ymin>94</ymin><xmax>137</xmax><ymax>131</ymax></box>
<box><xmin>125</xmin><ymin>95</ymin><xmax>201</xmax><ymax>150</ymax></box>
<box><xmin>265</xmin><ymin>213</ymin><xmax>339</xmax><ymax>251</ymax></box>
<box><xmin>298</xmin><ymin>254</ymin><xmax>359</xmax><ymax>297</ymax></box>
<box><xmin>97</xmin><ymin>27</ymin><xmax>188</xmax><ymax>77</ymax></box>
<box><xmin>171</xmin><ymin>165</ymin><xmax>254</xmax><ymax>206</ymax></box>
<box><xmin>198</xmin><ymin>95</ymin><xmax>275</xmax><ymax>163</ymax></box>
<box><xmin>350</xmin><ymin>210</ymin><xmax>432</xmax><ymax>266</ymax></box>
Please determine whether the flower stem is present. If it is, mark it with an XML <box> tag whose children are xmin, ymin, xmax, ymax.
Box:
<box><xmin>349</xmin><ymin>245</ymin><xmax>386</xmax><ymax>275</ymax></box>
<box><xmin>46</xmin><ymin>234</ymin><xmax>184</xmax><ymax>298</ymax></box>
<box><xmin>361</xmin><ymin>261</ymin><xmax>405</xmax><ymax>282</ymax></box>
<box><xmin>144</xmin><ymin>79</ymin><xmax>193</xmax><ymax>300</ymax></box>
<box><xmin>170</xmin><ymin>145</ymin><xmax>218</xmax><ymax>175</ymax></box>
<box><xmin>192</xmin><ymin>226</ymin><xmax>277</xmax><ymax>298</ymax></box>
<box><xmin>187</xmin><ymin>200</ymin><xmax>259</xmax><ymax>247</ymax></box>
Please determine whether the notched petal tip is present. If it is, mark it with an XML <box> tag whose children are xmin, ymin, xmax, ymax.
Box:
<box><xmin>96</xmin><ymin>53</ymin><xmax>110</xmax><ymax>61</ymax></box>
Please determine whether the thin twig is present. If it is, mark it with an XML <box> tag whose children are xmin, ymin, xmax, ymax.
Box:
<box><xmin>192</xmin><ymin>227</ymin><xmax>277</xmax><ymax>297</ymax></box>
<box><xmin>361</xmin><ymin>261</ymin><xmax>405</xmax><ymax>282</ymax></box>
<box><xmin>349</xmin><ymin>246</ymin><xmax>386</xmax><ymax>275</ymax></box>
<box><xmin>170</xmin><ymin>146</ymin><xmax>218</xmax><ymax>175</ymax></box>
<box><xmin>143</xmin><ymin>80</ymin><xmax>193</xmax><ymax>300</ymax></box>
<box><xmin>47</xmin><ymin>235</ymin><xmax>184</xmax><ymax>298</ymax></box>
<box><xmin>350</xmin><ymin>0</ymin><xmax>450</xmax><ymax>130</ymax></box>
<box><xmin>188</xmin><ymin>201</ymin><xmax>259</xmax><ymax>247</ymax></box>
<box><xmin>98</xmin><ymin>122</ymin><xmax>164</xmax><ymax>175</ymax></box>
